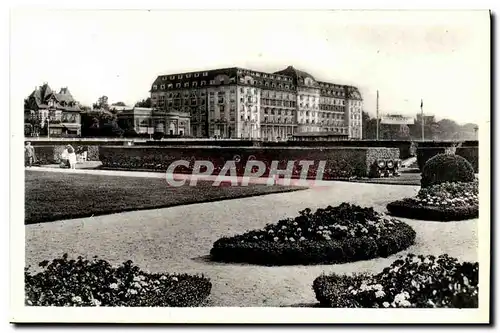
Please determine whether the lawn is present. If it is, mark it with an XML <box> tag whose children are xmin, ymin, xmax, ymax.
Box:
<box><xmin>25</xmin><ymin>171</ymin><xmax>303</xmax><ymax>224</ymax></box>
<box><xmin>25</xmin><ymin>181</ymin><xmax>478</xmax><ymax>306</ymax></box>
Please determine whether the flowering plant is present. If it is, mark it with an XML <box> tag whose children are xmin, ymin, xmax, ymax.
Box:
<box><xmin>387</xmin><ymin>181</ymin><xmax>479</xmax><ymax>221</ymax></box>
<box><xmin>314</xmin><ymin>254</ymin><xmax>478</xmax><ymax>308</ymax></box>
<box><xmin>211</xmin><ymin>203</ymin><xmax>416</xmax><ymax>265</ymax></box>
<box><xmin>414</xmin><ymin>181</ymin><xmax>478</xmax><ymax>208</ymax></box>
<box><xmin>25</xmin><ymin>254</ymin><xmax>211</xmax><ymax>307</ymax></box>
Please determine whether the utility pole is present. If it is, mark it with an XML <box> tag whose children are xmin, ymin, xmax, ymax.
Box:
<box><xmin>420</xmin><ymin>99</ymin><xmax>424</xmax><ymax>141</ymax></box>
<box><xmin>376</xmin><ymin>90</ymin><xmax>379</xmax><ymax>141</ymax></box>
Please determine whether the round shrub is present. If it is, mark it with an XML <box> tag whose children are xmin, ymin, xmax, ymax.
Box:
<box><xmin>313</xmin><ymin>254</ymin><xmax>478</xmax><ymax>308</ymax></box>
<box><xmin>421</xmin><ymin>154</ymin><xmax>475</xmax><ymax>188</ymax></box>
<box><xmin>210</xmin><ymin>203</ymin><xmax>416</xmax><ymax>266</ymax></box>
<box><xmin>25</xmin><ymin>254</ymin><xmax>212</xmax><ymax>307</ymax></box>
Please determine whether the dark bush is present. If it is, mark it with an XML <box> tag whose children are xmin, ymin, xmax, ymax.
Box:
<box><xmin>313</xmin><ymin>254</ymin><xmax>478</xmax><ymax>308</ymax></box>
<box><xmin>25</xmin><ymin>254</ymin><xmax>211</xmax><ymax>307</ymax></box>
<box><xmin>210</xmin><ymin>203</ymin><xmax>416</xmax><ymax>266</ymax></box>
<box><xmin>456</xmin><ymin>147</ymin><xmax>479</xmax><ymax>173</ymax></box>
<box><xmin>152</xmin><ymin>132</ymin><xmax>164</xmax><ymax>141</ymax></box>
<box><xmin>387</xmin><ymin>198</ymin><xmax>478</xmax><ymax>221</ymax></box>
<box><xmin>421</xmin><ymin>154</ymin><xmax>475</xmax><ymax>188</ymax></box>
<box><xmin>416</xmin><ymin>147</ymin><xmax>446</xmax><ymax>171</ymax></box>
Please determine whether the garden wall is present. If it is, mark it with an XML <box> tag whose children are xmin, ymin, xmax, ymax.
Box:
<box><xmin>99</xmin><ymin>146</ymin><xmax>400</xmax><ymax>180</ymax></box>
<box><xmin>264</xmin><ymin>140</ymin><xmax>414</xmax><ymax>160</ymax></box>
<box><xmin>416</xmin><ymin>140</ymin><xmax>479</xmax><ymax>172</ymax></box>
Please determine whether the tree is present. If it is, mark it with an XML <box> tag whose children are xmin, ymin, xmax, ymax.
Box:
<box><xmin>362</xmin><ymin>111</ymin><xmax>378</xmax><ymax>139</ymax></box>
<box><xmin>135</xmin><ymin>97</ymin><xmax>152</xmax><ymax>108</ymax></box>
<box><xmin>93</xmin><ymin>96</ymin><xmax>109</xmax><ymax>110</ymax></box>
<box><xmin>81</xmin><ymin>110</ymin><xmax>124</xmax><ymax>137</ymax></box>
<box><xmin>111</xmin><ymin>101</ymin><xmax>126</xmax><ymax>106</ymax></box>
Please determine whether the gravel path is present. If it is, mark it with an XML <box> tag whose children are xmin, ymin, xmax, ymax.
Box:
<box><xmin>25</xmin><ymin>181</ymin><xmax>478</xmax><ymax>307</ymax></box>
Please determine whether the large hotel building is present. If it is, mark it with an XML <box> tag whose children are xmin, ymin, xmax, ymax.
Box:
<box><xmin>149</xmin><ymin>66</ymin><xmax>363</xmax><ymax>140</ymax></box>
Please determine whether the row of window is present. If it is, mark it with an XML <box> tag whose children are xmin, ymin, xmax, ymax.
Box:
<box><xmin>237</xmin><ymin>69</ymin><xmax>292</xmax><ymax>82</ymax></box>
<box><xmin>161</xmin><ymin>72</ymin><xmax>209</xmax><ymax>81</ymax></box>
<box><xmin>262</xmin><ymin>91</ymin><xmax>295</xmax><ymax>99</ymax></box>
<box><xmin>320</xmin><ymin>90</ymin><xmax>346</xmax><ymax>97</ymax></box>
<box><xmin>261</xmin><ymin>99</ymin><xmax>297</xmax><ymax>107</ymax></box>
<box><xmin>320</xmin><ymin>98</ymin><xmax>346</xmax><ymax>106</ymax></box>
<box><xmin>320</xmin><ymin>105</ymin><xmax>345</xmax><ymax>112</ymax></box>
<box><xmin>239</xmin><ymin>77</ymin><xmax>295</xmax><ymax>90</ymax></box>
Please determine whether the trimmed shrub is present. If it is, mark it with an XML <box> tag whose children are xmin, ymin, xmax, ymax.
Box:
<box><xmin>210</xmin><ymin>203</ymin><xmax>416</xmax><ymax>266</ymax></box>
<box><xmin>25</xmin><ymin>254</ymin><xmax>212</xmax><ymax>307</ymax></box>
<box><xmin>313</xmin><ymin>254</ymin><xmax>478</xmax><ymax>308</ymax></box>
<box><xmin>421</xmin><ymin>154</ymin><xmax>475</xmax><ymax>188</ymax></box>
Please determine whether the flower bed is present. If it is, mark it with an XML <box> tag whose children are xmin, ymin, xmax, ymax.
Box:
<box><xmin>25</xmin><ymin>254</ymin><xmax>212</xmax><ymax>307</ymax></box>
<box><xmin>313</xmin><ymin>254</ymin><xmax>478</xmax><ymax>308</ymax></box>
<box><xmin>387</xmin><ymin>181</ymin><xmax>478</xmax><ymax>221</ymax></box>
<box><xmin>210</xmin><ymin>203</ymin><xmax>416</xmax><ymax>266</ymax></box>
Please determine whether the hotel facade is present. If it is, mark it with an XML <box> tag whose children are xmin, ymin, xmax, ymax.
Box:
<box><xmin>150</xmin><ymin>66</ymin><xmax>363</xmax><ymax>140</ymax></box>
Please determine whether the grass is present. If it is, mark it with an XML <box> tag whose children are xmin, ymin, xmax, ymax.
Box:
<box><xmin>25</xmin><ymin>171</ymin><xmax>303</xmax><ymax>224</ymax></box>
<box><xmin>25</xmin><ymin>181</ymin><xmax>478</xmax><ymax>306</ymax></box>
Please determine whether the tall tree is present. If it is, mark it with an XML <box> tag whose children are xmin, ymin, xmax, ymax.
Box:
<box><xmin>135</xmin><ymin>97</ymin><xmax>152</xmax><ymax>108</ymax></box>
<box><xmin>93</xmin><ymin>96</ymin><xmax>109</xmax><ymax>110</ymax></box>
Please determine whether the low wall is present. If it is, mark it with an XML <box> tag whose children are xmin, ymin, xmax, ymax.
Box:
<box><xmin>25</xmin><ymin>139</ymin><xmax>134</xmax><ymax>163</ymax></box>
<box><xmin>264</xmin><ymin>140</ymin><xmax>414</xmax><ymax>159</ymax></box>
<box><xmin>30</xmin><ymin>145</ymin><xmax>101</xmax><ymax>164</ymax></box>
<box><xmin>99</xmin><ymin>146</ymin><xmax>400</xmax><ymax>180</ymax></box>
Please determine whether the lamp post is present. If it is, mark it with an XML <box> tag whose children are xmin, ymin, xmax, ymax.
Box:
<box><xmin>47</xmin><ymin>115</ymin><xmax>51</xmax><ymax>139</ymax></box>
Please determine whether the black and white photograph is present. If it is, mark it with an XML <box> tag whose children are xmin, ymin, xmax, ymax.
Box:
<box><xmin>8</xmin><ymin>6</ymin><xmax>491</xmax><ymax>324</ymax></box>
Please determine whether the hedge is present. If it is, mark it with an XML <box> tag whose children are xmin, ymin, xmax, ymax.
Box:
<box><xmin>456</xmin><ymin>147</ymin><xmax>479</xmax><ymax>173</ymax></box>
<box><xmin>99</xmin><ymin>146</ymin><xmax>400</xmax><ymax>180</ymax></box>
<box><xmin>386</xmin><ymin>198</ymin><xmax>478</xmax><ymax>221</ymax></box>
<box><xmin>416</xmin><ymin>147</ymin><xmax>447</xmax><ymax>171</ymax></box>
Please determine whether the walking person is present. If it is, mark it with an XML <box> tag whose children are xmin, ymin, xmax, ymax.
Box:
<box><xmin>25</xmin><ymin>142</ymin><xmax>35</xmax><ymax>167</ymax></box>
<box><xmin>67</xmin><ymin>145</ymin><xmax>77</xmax><ymax>170</ymax></box>
<box><xmin>60</xmin><ymin>145</ymin><xmax>70</xmax><ymax>168</ymax></box>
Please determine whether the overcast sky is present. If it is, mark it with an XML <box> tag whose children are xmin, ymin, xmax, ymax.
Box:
<box><xmin>11</xmin><ymin>9</ymin><xmax>489</xmax><ymax>124</ymax></box>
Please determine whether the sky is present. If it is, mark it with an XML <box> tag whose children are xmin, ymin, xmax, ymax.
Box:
<box><xmin>10</xmin><ymin>9</ymin><xmax>490</xmax><ymax>125</ymax></box>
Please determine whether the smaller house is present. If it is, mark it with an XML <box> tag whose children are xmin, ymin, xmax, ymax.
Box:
<box><xmin>24</xmin><ymin>83</ymin><xmax>82</xmax><ymax>137</ymax></box>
